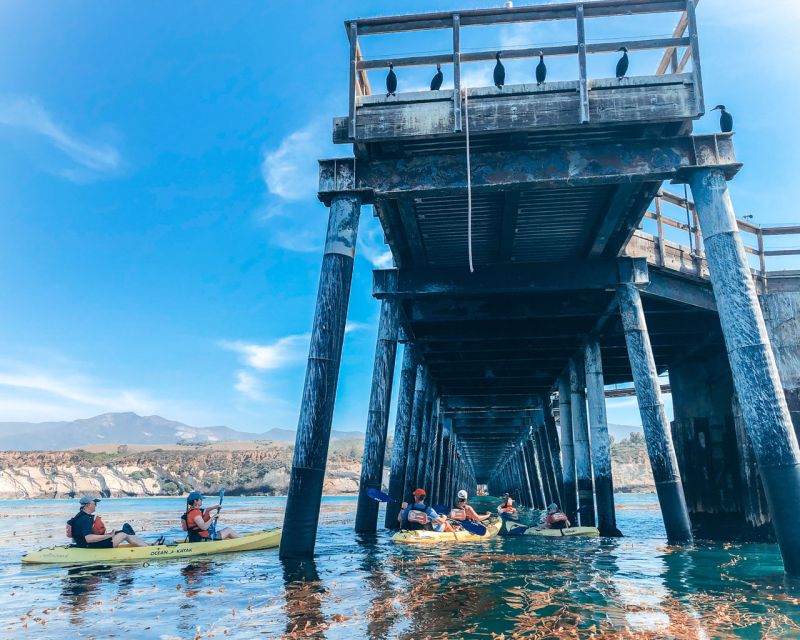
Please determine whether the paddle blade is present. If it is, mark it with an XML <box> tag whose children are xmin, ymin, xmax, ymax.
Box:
<box><xmin>432</xmin><ymin>504</ymin><xmax>450</xmax><ymax>516</ymax></box>
<box><xmin>367</xmin><ymin>488</ymin><xmax>396</xmax><ymax>503</ymax></box>
<box><xmin>219</xmin><ymin>488</ymin><xmax>225</xmax><ymax>506</ymax></box>
<box><xmin>460</xmin><ymin>520</ymin><xmax>487</xmax><ymax>536</ymax></box>
<box><xmin>505</xmin><ymin>523</ymin><xmax>528</xmax><ymax>536</ymax></box>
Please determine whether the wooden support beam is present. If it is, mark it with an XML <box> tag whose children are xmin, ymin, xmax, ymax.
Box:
<box><xmin>576</xmin><ymin>4</ymin><xmax>589</xmax><ymax>124</ymax></box>
<box><xmin>498</xmin><ymin>191</ymin><xmax>520</xmax><ymax>262</ymax></box>
<box><xmin>394</xmin><ymin>198</ymin><xmax>427</xmax><ymax>266</ymax></box>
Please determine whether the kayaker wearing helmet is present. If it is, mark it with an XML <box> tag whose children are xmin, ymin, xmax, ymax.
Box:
<box><xmin>183</xmin><ymin>491</ymin><xmax>241</xmax><ymax>542</ymax></box>
<box><xmin>398</xmin><ymin>488</ymin><xmax>453</xmax><ymax>532</ymax></box>
<box><xmin>540</xmin><ymin>502</ymin><xmax>571</xmax><ymax>530</ymax></box>
<box><xmin>449</xmin><ymin>490</ymin><xmax>492</xmax><ymax>523</ymax></box>
<box><xmin>498</xmin><ymin>493</ymin><xmax>518</xmax><ymax>516</ymax></box>
<box><xmin>67</xmin><ymin>496</ymin><xmax>159</xmax><ymax>549</ymax></box>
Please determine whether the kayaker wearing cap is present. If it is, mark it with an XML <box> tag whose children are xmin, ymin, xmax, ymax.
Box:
<box><xmin>67</xmin><ymin>496</ymin><xmax>156</xmax><ymax>549</ymax></box>
<box><xmin>398</xmin><ymin>488</ymin><xmax>453</xmax><ymax>532</ymax></box>
<box><xmin>540</xmin><ymin>502</ymin><xmax>571</xmax><ymax>530</ymax></box>
<box><xmin>498</xmin><ymin>493</ymin><xmax>518</xmax><ymax>516</ymax></box>
<box><xmin>183</xmin><ymin>491</ymin><xmax>241</xmax><ymax>542</ymax></box>
<box><xmin>449</xmin><ymin>490</ymin><xmax>492</xmax><ymax>524</ymax></box>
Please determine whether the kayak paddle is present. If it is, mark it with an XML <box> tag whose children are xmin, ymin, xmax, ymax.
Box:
<box><xmin>459</xmin><ymin>520</ymin><xmax>487</xmax><ymax>536</ymax></box>
<box><xmin>208</xmin><ymin>488</ymin><xmax>225</xmax><ymax>539</ymax></box>
<box><xmin>367</xmin><ymin>488</ymin><xmax>396</xmax><ymax>503</ymax></box>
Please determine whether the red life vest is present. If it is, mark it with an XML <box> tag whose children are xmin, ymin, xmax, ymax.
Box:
<box><xmin>547</xmin><ymin>512</ymin><xmax>570</xmax><ymax>526</ymax></box>
<box><xmin>92</xmin><ymin>515</ymin><xmax>107</xmax><ymax>535</ymax></box>
<box><xmin>407</xmin><ymin>509</ymin><xmax>429</xmax><ymax>525</ymax></box>
<box><xmin>186</xmin><ymin>507</ymin><xmax>211</xmax><ymax>538</ymax></box>
<box><xmin>449</xmin><ymin>508</ymin><xmax>466</xmax><ymax>521</ymax></box>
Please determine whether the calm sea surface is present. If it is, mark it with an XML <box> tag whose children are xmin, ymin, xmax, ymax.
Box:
<box><xmin>0</xmin><ymin>494</ymin><xmax>798</xmax><ymax>639</ymax></box>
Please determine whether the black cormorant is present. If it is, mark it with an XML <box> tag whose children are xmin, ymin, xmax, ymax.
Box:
<box><xmin>494</xmin><ymin>52</ymin><xmax>505</xmax><ymax>90</ymax></box>
<box><xmin>712</xmin><ymin>104</ymin><xmax>733</xmax><ymax>133</ymax></box>
<box><xmin>430</xmin><ymin>63</ymin><xmax>443</xmax><ymax>91</ymax></box>
<box><xmin>616</xmin><ymin>46</ymin><xmax>629</xmax><ymax>81</ymax></box>
<box><xmin>386</xmin><ymin>63</ymin><xmax>397</xmax><ymax>96</ymax></box>
<box><xmin>536</xmin><ymin>51</ymin><xmax>547</xmax><ymax>85</ymax></box>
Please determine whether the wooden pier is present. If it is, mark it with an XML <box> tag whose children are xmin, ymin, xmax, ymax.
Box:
<box><xmin>280</xmin><ymin>0</ymin><xmax>800</xmax><ymax>576</ymax></box>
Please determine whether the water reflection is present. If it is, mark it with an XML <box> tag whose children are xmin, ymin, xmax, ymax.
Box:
<box><xmin>60</xmin><ymin>565</ymin><xmax>134</xmax><ymax>624</ymax></box>
<box><xmin>356</xmin><ymin>535</ymin><xmax>398</xmax><ymax>640</ymax></box>
<box><xmin>281</xmin><ymin>557</ymin><xmax>327</xmax><ymax>638</ymax></box>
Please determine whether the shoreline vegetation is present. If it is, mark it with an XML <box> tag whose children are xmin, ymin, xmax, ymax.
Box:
<box><xmin>0</xmin><ymin>433</ymin><xmax>653</xmax><ymax>500</ymax></box>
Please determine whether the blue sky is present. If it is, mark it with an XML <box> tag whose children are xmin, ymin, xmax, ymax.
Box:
<box><xmin>0</xmin><ymin>1</ymin><xmax>797</xmax><ymax>433</ymax></box>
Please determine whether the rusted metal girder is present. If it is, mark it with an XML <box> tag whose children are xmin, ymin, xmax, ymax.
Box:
<box><xmin>319</xmin><ymin>134</ymin><xmax>738</xmax><ymax>201</ymax></box>
<box><xmin>688</xmin><ymin>168</ymin><xmax>800</xmax><ymax>575</ymax></box>
<box><xmin>355</xmin><ymin>299</ymin><xmax>400</xmax><ymax>533</ymax></box>
<box><xmin>280</xmin><ymin>194</ymin><xmax>362</xmax><ymax>559</ymax></box>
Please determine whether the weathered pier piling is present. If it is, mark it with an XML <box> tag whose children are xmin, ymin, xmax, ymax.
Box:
<box><xmin>281</xmin><ymin>0</ymin><xmax>800</xmax><ymax>574</ymax></box>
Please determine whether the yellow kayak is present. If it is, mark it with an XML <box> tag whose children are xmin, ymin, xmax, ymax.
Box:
<box><xmin>22</xmin><ymin>528</ymin><xmax>282</xmax><ymax>565</ymax></box>
<box><xmin>504</xmin><ymin>520</ymin><xmax>599</xmax><ymax>537</ymax></box>
<box><xmin>392</xmin><ymin>518</ymin><xmax>502</xmax><ymax>544</ymax></box>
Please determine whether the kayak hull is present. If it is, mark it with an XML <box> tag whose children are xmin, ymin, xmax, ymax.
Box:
<box><xmin>21</xmin><ymin>528</ymin><xmax>282</xmax><ymax>565</ymax></box>
<box><xmin>392</xmin><ymin>518</ymin><xmax>502</xmax><ymax>544</ymax></box>
<box><xmin>504</xmin><ymin>521</ymin><xmax>599</xmax><ymax>537</ymax></box>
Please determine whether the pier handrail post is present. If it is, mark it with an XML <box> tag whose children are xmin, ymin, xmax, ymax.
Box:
<box><xmin>570</xmin><ymin>356</ymin><xmax>596</xmax><ymax>527</ymax></box>
<box><xmin>280</xmin><ymin>193</ymin><xmax>363</xmax><ymax>559</ymax></box>
<box><xmin>559</xmin><ymin>374</ymin><xmax>578</xmax><ymax>525</ymax></box>
<box><xmin>452</xmin><ymin>14</ymin><xmax>462</xmax><ymax>132</ymax></box>
<box><xmin>687</xmin><ymin>167</ymin><xmax>800</xmax><ymax>574</ymax></box>
<box><xmin>617</xmin><ymin>265</ymin><xmax>693</xmax><ymax>544</ymax></box>
<box><xmin>585</xmin><ymin>338</ymin><xmax>623</xmax><ymax>537</ymax></box>
<box><xmin>355</xmin><ymin>299</ymin><xmax>399</xmax><ymax>533</ymax></box>
<box><xmin>576</xmin><ymin>4</ymin><xmax>589</xmax><ymax>124</ymax></box>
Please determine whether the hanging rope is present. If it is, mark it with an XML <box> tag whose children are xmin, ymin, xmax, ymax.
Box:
<box><xmin>683</xmin><ymin>183</ymin><xmax>693</xmax><ymax>254</ymax></box>
<box><xmin>464</xmin><ymin>87</ymin><xmax>474</xmax><ymax>273</ymax></box>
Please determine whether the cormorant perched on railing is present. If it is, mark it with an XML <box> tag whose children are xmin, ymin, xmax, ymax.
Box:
<box><xmin>494</xmin><ymin>52</ymin><xmax>505</xmax><ymax>89</ymax></box>
<box><xmin>712</xmin><ymin>105</ymin><xmax>733</xmax><ymax>133</ymax></box>
<box><xmin>536</xmin><ymin>51</ymin><xmax>547</xmax><ymax>85</ymax></box>
<box><xmin>616</xmin><ymin>46</ymin><xmax>629</xmax><ymax>81</ymax></box>
<box><xmin>430</xmin><ymin>63</ymin><xmax>443</xmax><ymax>91</ymax></box>
<box><xmin>386</xmin><ymin>63</ymin><xmax>397</xmax><ymax>96</ymax></box>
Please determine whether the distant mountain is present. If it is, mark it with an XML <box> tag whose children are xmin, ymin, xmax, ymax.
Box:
<box><xmin>0</xmin><ymin>412</ymin><xmax>363</xmax><ymax>451</ymax></box>
<box><xmin>608</xmin><ymin>422</ymin><xmax>643</xmax><ymax>442</ymax></box>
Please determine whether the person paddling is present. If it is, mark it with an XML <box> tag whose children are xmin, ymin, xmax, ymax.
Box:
<box><xmin>398</xmin><ymin>488</ymin><xmax>453</xmax><ymax>533</ymax></box>
<box><xmin>182</xmin><ymin>491</ymin><xmax>241</xmax><ymax>542</ymax></box>
<box><xmin>497</xmin><ymin>493</ymin><xmax>518</xmax><ymax>517</ymax></box>
<box><xmin>67</xmin><ymin>496</ymin><xmax>159</xmax><ymax>549</ymax></box>
<box><xmin>449</xmin><ymin>490</ymin><xmax>492</xmax><ymax>524</ymax></box>
<box><xmin>540</xmin><ymin>502</ymin><xmax>571</xmax><ymax>530</ymax></box>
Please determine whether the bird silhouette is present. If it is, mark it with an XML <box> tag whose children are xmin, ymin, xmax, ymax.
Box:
<box><xmin>616</xmin><ymin>46</ymin><xmax>629</xmax><ymax>81</ymax></box>
<box><xmin>494</xmin><ymin>52</ymin><xmax>505</xmax><ymax>89</ymax></box>
<box><xmin>536</xmin><ymin>51</ymin><xmax>547</xmax><ymax>85</ymax></box>
<box><xmin>430</xmin><ymin>63</ymin><xmax>443</xmax><ymax>91</ymax></box>
<box><xmin>712</xmin><ymin>104</ymin><xmax>733</xmax><ymax>132</ymax></box>
<box><xmin>386</xmin><ymin>63</ymin><xmax>397</xmax><ymax>96</ymax></box>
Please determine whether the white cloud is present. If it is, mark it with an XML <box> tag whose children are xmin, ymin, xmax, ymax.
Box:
<box><xmin>234</xmin><ymin>370</ymin><xmax>265</xmax><ymax>401</ymax></box>
<box><xmin>261</xmin><ymin>120</ymin><xmax>327</xmax><ymax>201</ymax></box>
<box><xmin>358</xmin><ymin>220</ymin><xmax>394</xmax><ymax>268</ymax></box>
<box><xmin>221</xmin><ymin>334</ymin><xmax>310</xmax><ymax>371</ymax></box>
<box><xmin>0</xmin><ymin>96</ymin><xmax>122</xmax><ymax>179</ymax></box>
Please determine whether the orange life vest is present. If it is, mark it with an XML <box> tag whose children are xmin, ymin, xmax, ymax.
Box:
<box><xmin>449</xmin><ymin>508</ymin><xmax>467</xmax><ymax>521</ymax></box>
<box><xmin>407</xmin><ymin>509</ymin><xmax>429</xmax><ymax>525</ymax></box>
<box><xmin>186</xmin><ymin>507</ymin><xmax>211</xmax><ymax>538</ymax></box>
<box><xmin>92</xmin><ymin>515</ymin><xmax>107</xmax><ymax>535</ymax></box>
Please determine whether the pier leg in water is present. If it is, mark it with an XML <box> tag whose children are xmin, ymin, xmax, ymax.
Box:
<box><xmin>617</xmin><ymin>281</ymin><xmax>692</xmax><ymax>544</ymax></box>
<box><xmin>570</xmin><ymin>356</ymin><xmax>596</xmax><ymax>527</ymax></box>
<box><xmin>585</xmin><ymin>338</ymin><xmax>622</xmax><ymax>537</ymax></box>
<box><xmin>536</xmin><ymin>400</ymin><xmax>559</xmax><ymax>507</ymax></box>
<box><xmin>355</xmin><ymin>299</ymin><xmax>399</xmax><ymax>533</ymax></box>
<box><xmin>526</xmin><ymin>436</ymin><xmax>546</xmax><ymax>509</ymax></box>
<box><xmin>689</xmin><ymin>168</ymin><xmax>800</xmax><ymax>574</ymax></box>
<box><xmin>559</xmin><ymin>374</ymin><xmax>578</xmax><ymax>525</ymax></box>
<box><xmin>281</xmin><ymin>194</ymin><xmax>362</xmax><ymax>559</ymax></box>
<box><xmin>403</xmin><ymin>365</ymin><xmax>428</xmax><ymax>504</ymax></box>
<box><xmin>519</xmin><ymin>443</ymin><xmax>535</xmax><ymax>507</ymax></box>
<box><xmin>385</xmin><ymin>344</ymin><xmax>418</xmax><ymax>528</ymax></box>
<box><xmin>545</xmin><ymin>397</ymin><xmax>564</xmax><ymax>507</ymax></box>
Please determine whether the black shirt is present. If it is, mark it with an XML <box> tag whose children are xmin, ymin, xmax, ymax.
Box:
<box><xmin>69</xmin><ymin>510</ymin><xmax>94</xmax><ymax>547</ymax></box>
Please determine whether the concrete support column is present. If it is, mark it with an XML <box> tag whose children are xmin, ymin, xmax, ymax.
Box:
<box><xmin>585</xmin><ymin>338</ymin><xmax>622</xmax><ymax>537</ymax></box>
<box><xmin>355</xmin><ymin>300</ymin><xmax>400</xmax><ymax>533</ymax></box>
<box><xmin>385</xmin><ymin>344</ymin><xmax>418</xmax><ymax>528</ymax></box>
<box><xmin>570</xmin><ymin>356</ymin><xmax>596</xmax><ymax>527</ymax></box>
<box><xmin>416</xmin><ymin>386</ymin><xmax>436</xmax><ymax>490</ymax></box>
<box><xmin>403</xmin><ymin>365</ymin><xmax>428</xmax><ymax>502</ymax></box>
<box><xmin>520</xmin><ymin>443</ymin><xmax>535</xmax><ymax>507</ymax></box>
<box><xmin>544</xmin><ymin>398</ymin><xmax>564</xmax><ymax>507</ymax></box>
<box><xmin>535</xmin><ymin>404</ymin><xmax>558</xmax><ymax>507</ymax></box>
<box><xmin>281</xmin><ymin>194</ymin><xmax>361</xmax><ymax>559</ymax></box>
<box><xmin>618</xmin><ymin>282</ymin><xmax>692</xmax><ymax>543</ymax></box>
<box><xmin>534</xmin><ymin>427</ymin><xmax>554</xmax><ymax>505</ymax></box>
<box><xmin>526</xmin><ymin>437</ymin><xmax>546</xmax><ymax>509</ymax></box>
<box><xmin>430</xmin><ymin>413</ymin><xmax>444</xmax><ymax>504</ymax></box>
<box><xmin>513</xmin><ymin>453</ymin><xmax>526</xmax><ymax>506</ymax></box>
<box><xmin>424</xmin><ymin>399</ymin><xmax>440</xmax><ymax>492</ymax></box>
<box><xmin>689</xmin><ymin>168</ymin><xmax>800</xmax><ymax>573</ymax></box>
<box><xmin>559</xmin><ymin>374</ymin><xmax>578</xmax><ymax>524</ymax></box>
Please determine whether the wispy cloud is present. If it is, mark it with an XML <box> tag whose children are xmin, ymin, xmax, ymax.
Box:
<box><xmin>0</xmin><ymin>96</ymin><xmax>122</xmax><ymax>181</ymax></box>
<box><xmin>234</xmin><ymin>370</ymin><xmax>266</xmax><ymax>401</ymax></box>
<box><xmin>221</xmin><ymin>334</ymin><xmax>310</xmax><ymax>371</ymax></box>
<box><xmin>358</xmin><ymin>219</ymin><xmax>394</xmax><ymax>268</ymax></box>
<box><xmin>261</xmin><ymin>120</ymin><xmax>325</xmax><ymax>201</ymax></box>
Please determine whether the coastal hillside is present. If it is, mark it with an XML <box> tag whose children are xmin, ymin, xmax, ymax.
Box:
<box><xmin>0</xmin><ymin>433</ymin><xmax>653</xmax><ymax>500</ymax></box>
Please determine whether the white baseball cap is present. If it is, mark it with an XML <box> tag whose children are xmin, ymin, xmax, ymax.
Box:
<box><xmin>457</xmin><ymin>490</ymin><xmax>468</xmax><ymax>500</ymax></box>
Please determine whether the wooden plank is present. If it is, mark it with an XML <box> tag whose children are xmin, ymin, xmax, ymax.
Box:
<box><xmin>576</xmin><ymin>4</ymin><xmax>589</xmax><ymax>124</ymax></box>
<box><xmin>586</xmin><ymin>36</ymin><xmax>690</xmax><ymax>54</ymax></box>
<box><xmin>685</xmin><ymin>0</ymin><xmax>704</xmax><ymax>113</ymax></box>
<box><xmin>498</xmin><ymin>191</ymin><xmax>520</xmax><ymax>262</ymax></box>
<box><xmin>655</xmin><ymin>195</ymin><xmax>667</xmax><ymax>266</ymax></box>
<box><xmin>764</xmin><ymin>249</ymin><xmax>800</xmax><ymax>257</ymax></box>
<box><xmin>676</xmin><ymin>46</ymin><xmax>692</xmax><ymax>73</ymax></box>
<box><xmin>452</xmin><ymin>14</ymin><xmax>462</xmax><ymax>132</ymax></box>
<box><xmin>395</xmin><ymin>198</ymin><xmax>428</xmax><ymax>265</ymax></box>
<box><xmin>588</xmin><ymin>182</ymin><xmax>638</xmax><ymax>257</ymax></box>
<box><xmin>762</xmin><ymin>226</ymin><xmax>800</xmax><ymax>236</ymax></box>
<box><xmin>355</xmin><ymin>41</ymin><xmax>371</xmax><ymax>96</ymax></box>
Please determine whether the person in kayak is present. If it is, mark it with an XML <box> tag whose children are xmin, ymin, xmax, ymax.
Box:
<box><xmin>398</xmin><ymin>488</ymin><xmax>453</xmax><ymax>532</ymax></box>
<box><xmin>67</xmin><ymin>496</ymin><xmax>158</xmax><ymax>549</ymax></box>
<box><xmin>183</xmin><ymin>491</ymin><xmax>241</xmax><ymax>542</ymax></box>
<box><xmin>540</xmin><ymin>502</ymin><xmax>571</xmax><ymax>530</ymax></box>
<box><xmin>498</xmin><ymin>493</ymin><xmax>518</xmax><ymax>516</ymax></box>
<box><xmin>449</xmin><ymin>490</ymin><xmax>492</xmax><ymax>524</ymax></box>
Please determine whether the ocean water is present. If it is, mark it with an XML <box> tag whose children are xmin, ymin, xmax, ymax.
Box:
<box><xmin>1</xmin><ymin>493</ymin><xmax>799</xmax><ymax>639</ymax></box>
